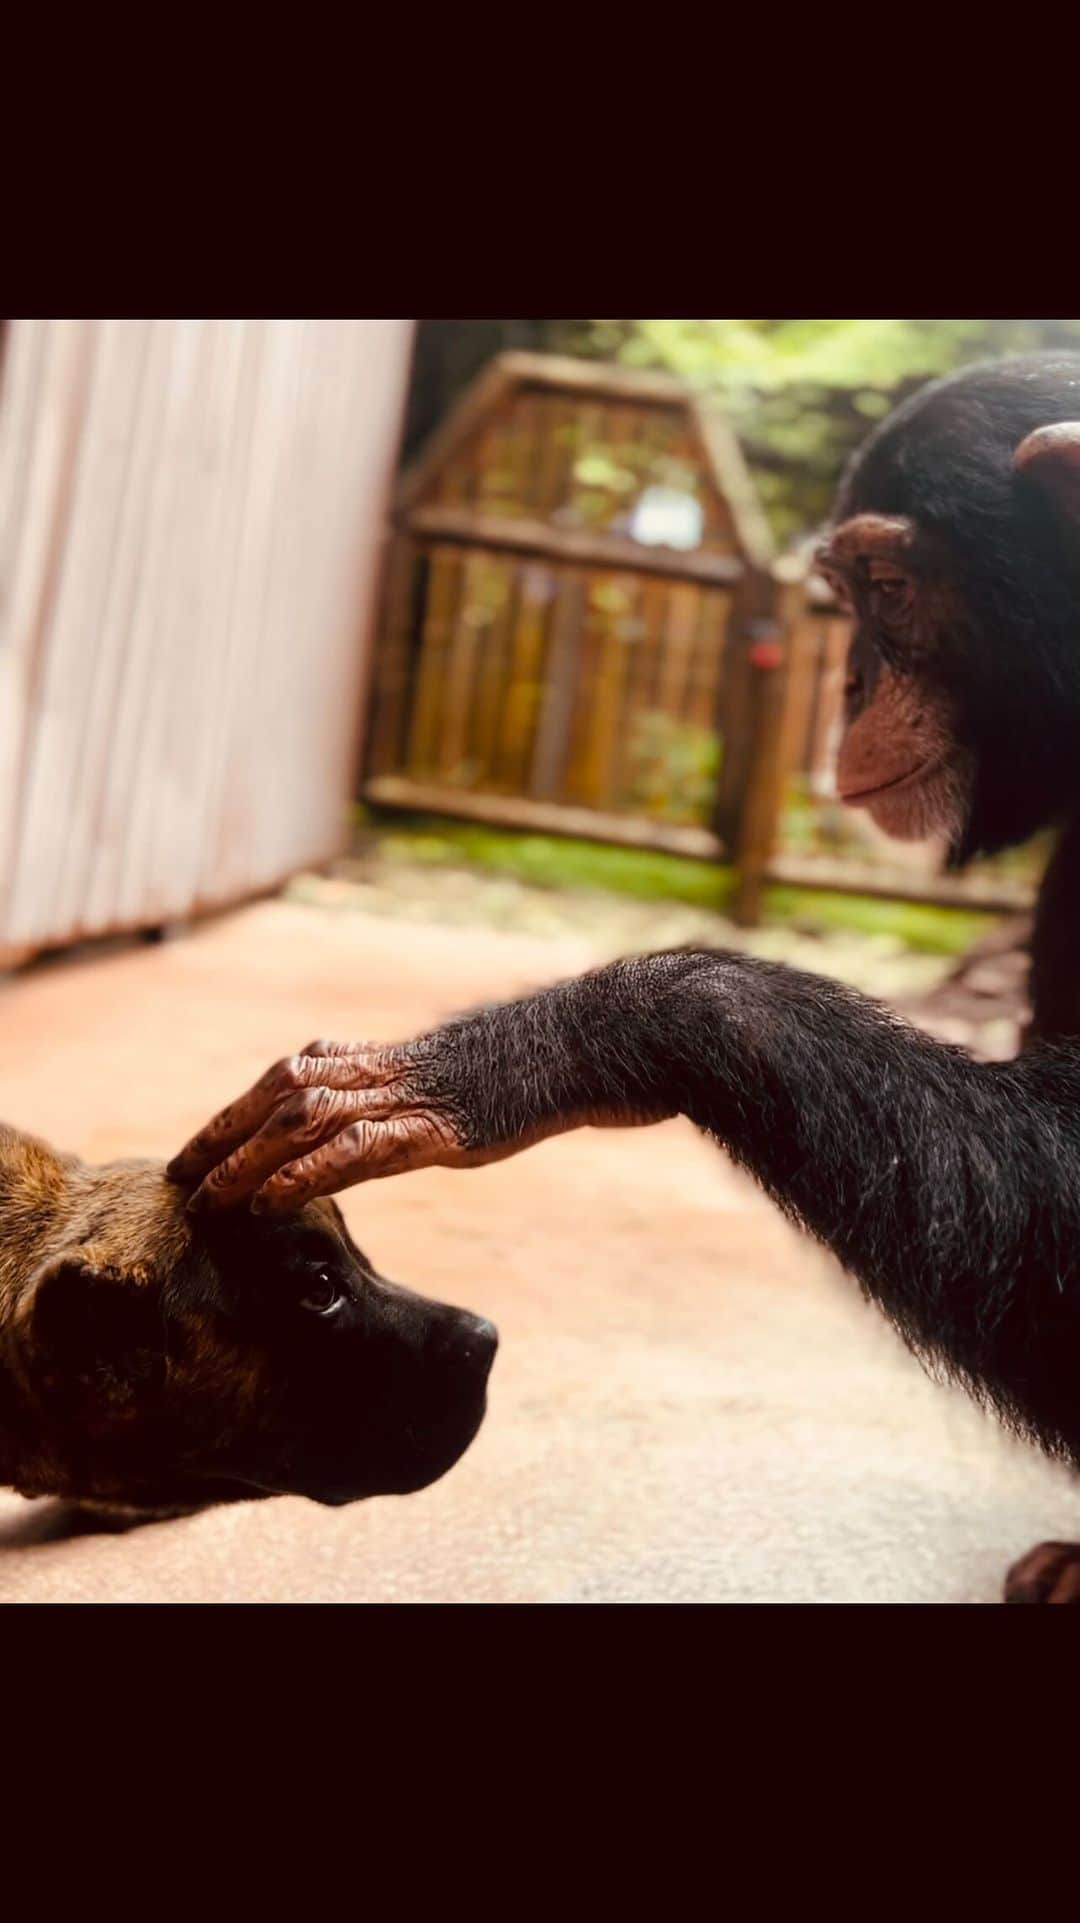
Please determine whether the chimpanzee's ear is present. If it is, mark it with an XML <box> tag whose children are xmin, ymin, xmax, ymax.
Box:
<box><xmin>30</xmin><ymin>1255</ymin><xmax>164</xmax><ymax>1393</ymax></box>
<box><xmin>1013</xmin><ymin>423</ymin><xmax>1080</xmax><ymax>525</ymax></box>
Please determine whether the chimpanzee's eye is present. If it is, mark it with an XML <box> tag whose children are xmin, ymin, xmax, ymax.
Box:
<box><xmin>870</xmin><ymin>572</ymin><xmax>911</xmax><ymax>613</ymax></box>
<box><xmin>299</xmin><ymin>1267</ymin><xmax>344</xmax><ymax>1316</ymax></box>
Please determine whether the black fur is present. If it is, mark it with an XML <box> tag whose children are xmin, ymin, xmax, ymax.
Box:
<box><xmin>411</xmin><ymin>949</ymin><xmax>1080</xmax><ymax>1467</ymax></box>
<box><xmin>838</xmin><ymin>353</ymin><xmax>1080</xmax><ymax>861</ymax></box>
<box><xmin>400</xmin><ymin>356</ymin><xmax>1080</xmax><ymax>1492</ymax></box>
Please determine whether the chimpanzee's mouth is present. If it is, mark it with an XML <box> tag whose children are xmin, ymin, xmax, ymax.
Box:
<box><xmin>839</xmin><ymin>757</ymin><xmax>942</xmax><ymax>804</ymax></box>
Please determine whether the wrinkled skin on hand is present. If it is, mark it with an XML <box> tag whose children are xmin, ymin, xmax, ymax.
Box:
<box><xmin>167</xmin><ymin>963</ymin><xmax>672</xmax><ymax>1217</ymax></box>
<box><xmin>168</xmin><ymin>1039</ymin><xmax>489</xmax><ymax>1215</ymax></box>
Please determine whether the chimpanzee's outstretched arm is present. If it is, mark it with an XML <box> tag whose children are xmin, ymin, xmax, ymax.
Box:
<box><xmin>171</xmin><ymin>947</ymin><xmax>1080</xmax><ymax>1460</ymax></box>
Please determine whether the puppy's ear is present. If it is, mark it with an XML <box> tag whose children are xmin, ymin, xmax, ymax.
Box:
<box><xmin>30</xmin><ymin>1256</ymin><xmax>166</xmax><ymax>1397</ymax></box>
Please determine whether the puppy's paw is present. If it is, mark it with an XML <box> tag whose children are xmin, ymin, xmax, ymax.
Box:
<box><xmin>1004</xmin><ymin>1540</ymin><xmax>1080</xmax><ymax>1604</ymax></box>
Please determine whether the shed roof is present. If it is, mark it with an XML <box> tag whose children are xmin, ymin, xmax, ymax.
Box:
<box><xmin>396</xmin><ymin>352</ymin><xmax>774</xmax><ymax>574</ymax></box>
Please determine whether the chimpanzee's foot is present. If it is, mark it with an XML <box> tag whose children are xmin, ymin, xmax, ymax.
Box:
<box><xmin>1004</xmin><ymin>1541</ymin><xmax>1080</xmax><ymax>1603</ymax></box>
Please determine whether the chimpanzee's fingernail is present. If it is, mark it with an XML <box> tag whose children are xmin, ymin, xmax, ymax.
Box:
<box><xmin>250</xmin><ymin>1192</ymin><xmax>268</xmax><ymax>1214</ymax></box>
<box><xmin>186</xmin><ymin>1189</ymin><xmax>207</xmax><ymax>1215</ymax></box>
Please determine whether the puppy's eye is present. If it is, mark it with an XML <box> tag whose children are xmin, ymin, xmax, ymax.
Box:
<box><xmin>299</xmin><ymin>1268</ymin><xmax>344</xmax><ymax>1316</ymax></box>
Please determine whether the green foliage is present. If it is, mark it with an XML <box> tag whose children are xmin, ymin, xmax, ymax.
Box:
<box><xmin>626</xmin><ymin>712</ymin><xmax>721</xmax><ymax>824</ymax></box>
<box><xmin>364</xmin><ymin>810</ymin><xmax>738</xmax><ymax>911</ymax></box>
<box><xmin>766</xmin><ymin>888</ymin><xmax>997</xmax><ymax>955</ymax></box>
<box><xmin>356</xmin><ymin>808</ymin><xmax>998</xmax><ymax>955</ymax></box>
<box><xmin>560</xmin><ymin>320</ymin><xmax>1080</xmax><ymax>540</ymax></box>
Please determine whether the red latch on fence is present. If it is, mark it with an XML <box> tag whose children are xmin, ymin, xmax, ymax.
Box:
<box><xmin>747</xmin><ymin>623</ymin><xmax>785</xmax><ymax>672</ymax></box>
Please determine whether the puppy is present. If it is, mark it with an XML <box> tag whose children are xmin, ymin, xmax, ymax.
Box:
<box><xmin>0</xmin><ymin>1122</ymin><xmax>496</xmax><ymax>1516</ymax></box>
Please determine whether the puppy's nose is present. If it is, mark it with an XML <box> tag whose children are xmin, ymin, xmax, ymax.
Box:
<box><xmin>460</xmin><ymin>1314</ymin><xmax>498</xmax><ymax>1376</ymax></box>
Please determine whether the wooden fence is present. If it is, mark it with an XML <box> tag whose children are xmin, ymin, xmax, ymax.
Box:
<box><xmin>0</xmin><ymin>319</ymin><xmax>414</xmax><ymax>968</ymax></box>
<box><xmin>364</xmin><ymin>353</ymin><xmax>786</xmax><ymax>906</ymax></box>
<box><xmin>363</xmin><ymin>354</ymin><xmax>1038</xmax><ymax>921</ymax></box>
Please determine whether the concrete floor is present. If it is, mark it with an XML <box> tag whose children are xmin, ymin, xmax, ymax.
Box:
<box><xmin>0</xmin><ymin>898</ymin><xmax>1076</xmax><ymax>1603</ymax></box>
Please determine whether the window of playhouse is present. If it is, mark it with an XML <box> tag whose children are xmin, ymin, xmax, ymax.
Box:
<box><xmin>627</xmin><ymin>485</ymin><xmax>704</xmax><ymax>551</ymax></box>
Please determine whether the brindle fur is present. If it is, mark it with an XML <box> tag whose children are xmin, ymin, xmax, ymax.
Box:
<box><xmin>0</xmin><ymin>1122</ymin><xmax>495</xmax><ymax>1519</ymax></box>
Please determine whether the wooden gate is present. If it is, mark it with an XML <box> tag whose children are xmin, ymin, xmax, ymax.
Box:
<box><xmin>363</xmin><ymin>354</ymin><xmax>783</xmax><ymax>869</ymax></box>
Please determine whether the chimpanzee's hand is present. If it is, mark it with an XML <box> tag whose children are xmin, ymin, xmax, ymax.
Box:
<box><xmin>168</xmin><ymin>956</ymin><xmax>695</xmax><ymax>1216</ymax></box>
<box><xmin>166</xmin><ymin>1037</ymin><xmax>506</xmax><ymax>1216</ymax></box>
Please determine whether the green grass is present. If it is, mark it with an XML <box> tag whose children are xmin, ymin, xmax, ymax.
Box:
<box><xmin>762</xmin><ymin>887</ymin><xmax>995</xmax><ymax>956</ymax></box>
<box><xmin>353</xmin><ymin>806</ymin><xmax>1000</xmax><ymax>958</ymax></box>
<box><xmin>357</xmin><ymin>807</ymin><xmax>738</xmax><ymax>909</ymax></box>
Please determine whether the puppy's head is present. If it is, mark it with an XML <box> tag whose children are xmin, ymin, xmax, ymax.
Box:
<box><xmin>1</xmin><ymin>1133</ymin><xmax>496</xmax><ymax>1511</ymax></box>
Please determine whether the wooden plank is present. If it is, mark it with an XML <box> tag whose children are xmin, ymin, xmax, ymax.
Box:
<box><xmin>770</xmin><ymin>593</ymin><xmax>822</xmax><ymax>805</ymax></box>
<box><xmin>468</xmin><ymin>556</ymin><xmax>520</xmax><ymax>785</ymax></box>
<box><xmin>500</xmin><ymin>389</ymin><xmax>544</xmax><ymax>517</ymax></box>
<box><xmin>565</xmin><ymin>575</ymin><xmax>623</xmax><ymax>808</ymax></box>
<box><xmin>404</xmin><ymin>504</ymin><xmax>746</xmax><ymax>586</ymax></box>
<box><xmin>809</xmin><ymin>614</ymin><xmax>853</xmax><ymax>781</ymax></box>
<box><xmin>437</xmin><ymin>549</ymin><xmax>489</xmax><ymax>783</ymax></box>
<box><xmin>364</xmin><ymin>774</ymin><xmax>725</xmax><ymax>857</ymax></box>
<box><xmin>611</xmin><ymin>576</ymin><xmax>669</xmax><ymax>812</ymax></box>
<box><xmin>683</xmin><ymin>587</ymin><xmax>731</xmax><ymax>737</ymax></box>
<box><xmin>531</xmin><ymin>392</ymin><xmax>579</xmax><ymax>521</ymax></box>
<box><xmin>407</xmin><ymin>545</ymin><xmax>466</xmax><ymax>778</ymax></box>
<box><xmin>529</xmin><ymin>570</ymin><xmax>587</xmax><ymax>801</ymax></box>
<box><xmin>690</xmin><ymin>394</ymin><xmax>775</xmax><ymax>570</ymax></box>
<box><xmin>365</xmin><ymin>533</ymin><xmax>421</xmax><ymax>777</ymax></box>
<box><xmin>364</xmin><ymin>777</ymin><xmax>1030</xmax><ymax>914</ymax></box>
<box><xmin>561</xmin><ymin>567</ymin><xmax>610</xmax><ymax>805</ymax></box>
<box><xmin>656</xmin><ymin>580</ymin><xmax>702</xmax><ymax>723</ymax></box>
<box><xmin>561</xmin><ymin>401</ymin><xmax>605</xmax><ymax>530</ymax></box>
<box><xmin>490</xmin><ymin>561</ymin><xmax>554</xmax><ymax>793</ymax></box>
<box><xmin>733</xmin><ymin>572</ymin><xmax>842</xmax><ymax>926</ymax></box>
<box><xmin>766</xmin><ymin>853</ymin><xmax>1033</xmax><ymax>914</ymax></box>
<box><xmin>490</xmin><ymin>351</ymin><xmax>694</xmax><ymax>409</ymax></box>
<box><xmin>588</xmin><ymin>594</ymin><xmax>637</xmax><ymax>812</ymax></box>
<box><xmin>396</xmin><ymin>358</ymin><xmax>515</xmax><ymax>512</ymax></box>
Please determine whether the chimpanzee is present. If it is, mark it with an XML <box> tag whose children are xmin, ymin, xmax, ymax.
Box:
<box><xmin>170</xmin><ymin>354</ymin><xmax>1080</xmax><ymax>1603</ymax></box>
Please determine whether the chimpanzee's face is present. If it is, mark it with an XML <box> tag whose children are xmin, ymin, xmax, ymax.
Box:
<box><xmin>816</xmin><ymin>513</ymin><xmax>976</xmax><ymax>848</ymax></box>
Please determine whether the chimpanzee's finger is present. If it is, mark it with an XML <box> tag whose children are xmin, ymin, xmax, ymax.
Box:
<box><xmin>299</xmin><ymin>1039</ymin><xmax>387</xmax><ymax>1060</ymax></box>
<box><xmin>185</xmin><ymin>1087</ymin><xmax>377</xmax><ymax>1212</ymax></box>
<box><xmin>166</xmin><ymin>1047</ymin><xmax>406</xmax><ymax>1185</ymax></box>
<box><xmin>252</xmin><ymin>1111</ymin><xmax>461</xmax><ymax>1215</ymax></box>
<box><xmin>185</xmin><ymin>1076</ymin><xmax>422</xmax><ymax>1212</ymax></box>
